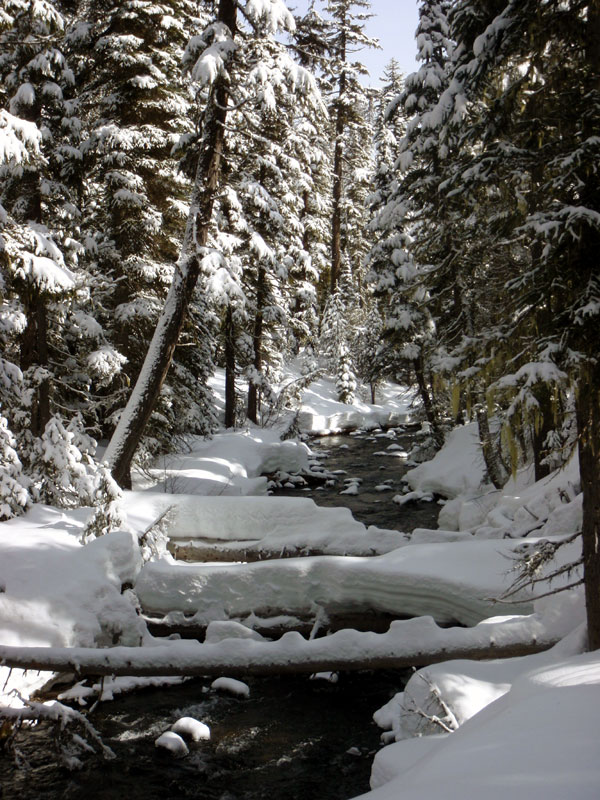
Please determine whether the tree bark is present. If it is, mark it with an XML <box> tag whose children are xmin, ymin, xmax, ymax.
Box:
<box><xmin>224</xmin><ymin>305</ymin><xmax>236</xmax><ymax>429</ymax></box>
<box><xmin>413</xmin><ymin>355</ymin><xmax>440</xmax><ymax>443</ymax></box>
<box><xmin>330</xmin><ymin>29</ymin><xmax>346</xmax><ymax>293</ymax></box>
<box><xmin>104</xmin><ymin>0</ymin><xmax>237</xmax><ymax>486</ymax></box>
<box><xmin>247</xmin><ymin>264</ymin><xmax>266</xmax><ymax>424</ymax></box>
<box><xmin>20</xmin><ymin>298</ymin><xmax>51</xmax><ymax>436</ymax></box>
<box><xmin>476</xmin><ymin>405</ymin><xmax>507</xmax><ymax>490</ymax></box>
<box><xmin>577</xmin><ymin>361</ymin><xmax>600</xmax><ymax>651</ymax></box>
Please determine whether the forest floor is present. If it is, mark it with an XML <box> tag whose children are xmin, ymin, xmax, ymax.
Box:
<box><xmin>0</xmin><ymin>370</ymin><xmax>598</xmax><ymax>799</ymax></box>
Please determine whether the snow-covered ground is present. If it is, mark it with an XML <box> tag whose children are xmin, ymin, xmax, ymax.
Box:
<box><xmin>0</xmin><ymin>370</ymin><xmax>596</xmax><ymax>798</ymax></box>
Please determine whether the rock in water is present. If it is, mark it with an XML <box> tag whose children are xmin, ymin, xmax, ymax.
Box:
<box><xmin>211</xmin><ymin>677</ymin><xmax>250</xmax><ymax>697</ymax></box>
<box><xmin>155</xmin><ymin>731</ymin><xmax>189</xmax><ymax>757</ymax></box>
<box><xmin>171</xmin><ymin>716</ymin><xmax>210</xmax><ymax>741</ymax></box>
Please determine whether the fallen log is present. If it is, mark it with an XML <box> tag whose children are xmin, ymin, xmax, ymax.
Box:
<box><xmin>0</xmin><ymin>615</ymin><xmax>559</xmax><ymax>678</ymax></box>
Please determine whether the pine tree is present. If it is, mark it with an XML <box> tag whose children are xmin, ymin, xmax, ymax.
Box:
<box><xmin>366</xmin><ymin>1</ymin><xmax>454</xmax><ymax>440</ymax></box>
<box><xmin>0</xmin><ymin>415</ymin><xmax>30</xmax><ymax>520</ymax></box>
<box><xmin>0</xmin><ymin>0</ymin><xmax>83</xmax><ymax>439</ymax></box>
<box><xmin>324</xmin><ymin>0</ymin><xmax>378</xmax><ymax>292</ymax></box>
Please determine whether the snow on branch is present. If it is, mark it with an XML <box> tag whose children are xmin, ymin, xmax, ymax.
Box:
<box><xmin>0</xmin><ymin>110</ymin><xmax>42</xmax><ymax>165</ymax></box>
<box><xmin>243</xmin><ymin>0</ymin><xmax>295</xmax><ymax>35</ymax></box>
<box><xmin>184</xmin><ymin>23</ymin><xmax>237</xmax><ymax>87</ymax></box>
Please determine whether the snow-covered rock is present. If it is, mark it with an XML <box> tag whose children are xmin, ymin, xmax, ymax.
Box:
<box><xmin>171</xmin><ymin>717</ymin><xmax>210</xmax><ymax>741</ymax></box>
<box><xmin>211</xmin><ymin>677</ymin><xmax>250</xmax><ymax>697</ymax></box>
<box><xmin>155</xmin><ymin>731</ymin><xmax>189</xmax><ymax>757</ymax></box>
<box><xmin>404</xmin><ymin>423</ymin><xmax>486</xmax><ymax>499</ymax></box>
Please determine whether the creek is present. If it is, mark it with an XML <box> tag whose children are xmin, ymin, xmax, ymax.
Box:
<box><xmin>1</xmin><ymin>428</ymin><xmax>441</xmax><ymax>800</ymax></box>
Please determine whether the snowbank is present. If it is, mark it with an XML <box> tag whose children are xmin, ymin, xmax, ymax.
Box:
<box><xmin>0</xmin><ymin>505</ymin><xmax>147</xmax><ymax>702</ymax></box>
<box><xmin>125</xmin><ymin>493</ymin><xmax>406</xmax><ymax>558</ymax></box>
<box><xmin>358</xmin><ymin>644</ymin><xmax>599</xmax><ymax>800</ymax></box>
<box><xmin>404</xmin><ymin>422</ymin><xmax>487</xmax><ymax>498</ymax></box>
<box><xmin>0</xmin><ymin>506</ymin><xmax>143</xmax><ymax>650</ymax></box>
<box><xmin>134</xmin><ymin>429</ymin><xmax>310</xmax><ymax>495</ymax></box>
<box><xmin>297</xmin><ymin>376</ymin><xmax>416</xmax><ymax>433</ymax></box>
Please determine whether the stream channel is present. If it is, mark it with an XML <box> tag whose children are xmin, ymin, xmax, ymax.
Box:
<box><xmin>1</xmin><ymin>427</ymin><xmax>442</xmax><ymax>800</ymax></box>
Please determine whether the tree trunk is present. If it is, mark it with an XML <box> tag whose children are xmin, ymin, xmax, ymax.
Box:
<box><xmin>19</xmin><ymin>162</ymin><xmax>50</xmax><ymax>437</ymax></box>
<box><xmin>224</xmin><ymin>305</ymin><xmax>236</xmax><ymax>429</ymax></box>
<box><xmin>21</xmin><ymin>297</ymin><xmax>51</xmax><ymax>436</ymax></box>
<box><xmin>104</xmin><ymin>0</ymin><xmax>237</xmax><ymax>486</ymax></box>
<box><xmin>476</xmin><ymin>404</ymin><xmax>506</xmax><ymax>490</ymax></box>
<box><xmin>0</xmin><ymin>633</ymin><xmax>557</xmax><ymax>679</ymax></box>
<box><xmin>413</xmin><ymin>355</ymin><xmax>440</xmax><ymax>442</ymax></box>
<box><xmin>577</xmin><ymin>360</ymin><xmax>600</xmax><ymax>651</ymax></box>
<box><xmin>579</xmin><ymin>0</ymin><xmax>600</xmax><ymax>651</ymax></box>
<box><xmin>531</xmin><ymin>381</ymin><xmax>553</xmax><ymax>482</ymax></box>
<box><xmin>247</xmin><ymin>264</ymin><xmax>266</xmax><ymax>424</ymax></box>
<box><xmin>330</xmin><ymin>32</ymin><xmax>346</xmax><ymax>293</ymax></box>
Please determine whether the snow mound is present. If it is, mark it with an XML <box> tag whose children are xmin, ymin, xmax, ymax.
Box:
<box><xmin>124</xmin><ymin>493</ymin><xmax>406</xmax><ymax>557</ymax></box>
<box><xmin>155</xmin><ymin>731</ymin><xmax>189</xmax><ymax>757</ymax></box>
<box><xmin>297</xmin><ymin>377</ymin><xmax>416</xmax><ymax>433</ymax></box>
<box><xmin>211</xmin><ymin>677</ymin><xmax>250</xmax><ymax>697</ymax></box>
<box><xmin>134</xmin><ymin>430</ymin><xmax>310</xmax><ymax>495</ymax></box>
<box><xmin>171</xmin><ymin>717</ymin><xmax>210</xmax><ymax>741</ymax></box>
<box><xmin>404</xmin><ymin>423</ymin><xmax>486</xmax><ymax>499</ymax></box>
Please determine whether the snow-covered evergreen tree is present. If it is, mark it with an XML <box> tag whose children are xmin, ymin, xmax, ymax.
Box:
<box><xmin>73</xmin><ymin>0</ymin><xmax>215</xmax><ymax>460</ymax></box>
<box><xmin>366</xmin><ymin>0</ymin><xmax>455</xmax><ymax>438</ymax></box>
<box><xmin>0</xmin><ymin>415</ymin><xmax>30</xmax><ymax>520</ymax></box>
<box><xmin>0</xmin><ymin>0</ymin><xmax>84</xmax><ymax>440</ymax></box>
<box><xmin>323</xmin><ymin>0</ymin><xmax>378</xmax><ymax>293</ymax></box>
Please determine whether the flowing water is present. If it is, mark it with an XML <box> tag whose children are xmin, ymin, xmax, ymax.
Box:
<box><xmin>1</xmin><ymin>671</ymin><xmax>408</xmax><ymax>800</ymax></box>
<box><xmin>274</xmin><ymin>427</ymin><xmax>441</xmax><ymax>533</ymax></box>
<box><xmin>1</xmin><ymin>428</ymin><xmax>439</xmax><ymax>800</ymax></box>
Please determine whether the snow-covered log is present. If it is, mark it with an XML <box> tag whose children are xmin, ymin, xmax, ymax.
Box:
<box><xmin>0</xmin><ymin>615</ymin><xmax>558</xmax><ymax>677</ymax></box>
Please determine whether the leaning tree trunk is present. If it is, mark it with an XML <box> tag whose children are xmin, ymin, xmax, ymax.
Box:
<box><xmin>104</xmin><ymin>0</ymin><xmax>237</xmax><ymax>487</ymax></box>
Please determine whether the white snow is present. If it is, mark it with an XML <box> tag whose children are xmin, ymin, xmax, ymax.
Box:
<box><xmin>171</xmin><ymin>716</ymin><xmax>210</xmax><ymax>741</ymax></box>
<box><xmin>134</xmin><ymin>537</ymin><xmax>535</xmax><ymax>625</ymax></box>
<box><xmin>404</xmin><ymin>422</ymin><xmax>486</xmax><ymax>498</ymax></box>
<box><xmin>296</xmin><ymin>375</ymin><xmax>417</xmax><ymax>433</ymax></box>
<box><xmin>359</xmin><ymin>647</ymin><xmax>600</xmax><ymax>800</ymax></box>
<box><xmin>0</xmin><ymin>369</ymin><xmax>595</xmax><ymax>800</ymax></box>
<box><xmin>211</xmin><ymin>677</ymin><xmax>250</xmax><ymax>697</ymax></box>
<box><xmin>154</xmin><ymin>730</ymin><xmax>189</xmax><ymax>756</ymax></box>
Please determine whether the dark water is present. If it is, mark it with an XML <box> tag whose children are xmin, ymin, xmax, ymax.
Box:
<box><xmin>1</xmin><ymin>430</ymin><xmax>434</xmax><ymax>800</ymax></box>
<box><xmin>1</xmin><ymin>671</ymin><xmax>408</xmax><ymax>800</ymax></box>
<box><xmin>273</xmin><ymin>429</ymin><xmax>441</xmax><ymax>533</ymax></box>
